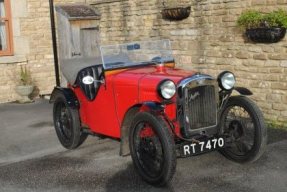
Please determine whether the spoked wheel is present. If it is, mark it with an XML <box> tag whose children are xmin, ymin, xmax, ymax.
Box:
<box><xmin>219</xmin><ymin>96</ymin><xmax>267</xmax><ymax>163</ymax></box>
<box><xmin>129</xmin><ymin>112</ymin><xmax>176</xmax><ymax>186</ymax></box>
<box><xmin>53</xmin><ymin>94</ymin><xmax>88</xmax><ymax>149</ymax></box>
<box><xmin>135</xmin><ymin>123</ymin><xmax>164</xmax><ymax>177</ymax></box>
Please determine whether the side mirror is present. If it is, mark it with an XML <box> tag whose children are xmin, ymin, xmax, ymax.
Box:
<box><xmin>82</xmin><ymin>76</ymin><xmax>105</xmax><ymax>85</ymax></box>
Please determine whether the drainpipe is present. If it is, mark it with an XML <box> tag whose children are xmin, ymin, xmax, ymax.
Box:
<box><xmin>49</xmin><ymin>0</ymin><xmax>60</xmax><ymax>86</ymax></box>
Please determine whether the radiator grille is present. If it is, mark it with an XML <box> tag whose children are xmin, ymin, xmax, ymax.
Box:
<box><xmin>185</xmin><ymin>85</ymin><xmax>217</xmax><ymax>130</ymax></box>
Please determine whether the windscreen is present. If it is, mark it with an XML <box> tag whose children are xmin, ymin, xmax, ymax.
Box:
<box><xmin>100</xmin><ymin>39</ymin><xmax>174</xmax><ymax>70</ymax></box>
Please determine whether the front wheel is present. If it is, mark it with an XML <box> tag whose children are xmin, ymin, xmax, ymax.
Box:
<box><xmin>219</xmin><ymin>96</ymin><xmax>267</xmax><ymax>163</ymax></box>
<box><xmin>53</xmin><ymin>93</ymin><xmax>88</xmax><ymax>149</ymax></box>
<box><xmin>129</xmin><ymin>112</ymin><xmax>176</xmax><ymax>186</ymax></box>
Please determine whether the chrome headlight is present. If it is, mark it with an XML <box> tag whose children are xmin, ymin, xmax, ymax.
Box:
<box><xmin>158</xmin><ymin>80</ymin><xmax>176</xmax><ymax>100</ymax></box>
<box><xmin>218</xmin><ymin>71</ymin><xmax>236</xmax><ymax>90</ymax></box>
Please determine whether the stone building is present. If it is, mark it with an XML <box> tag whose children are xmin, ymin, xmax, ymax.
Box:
<box><xmin>0</xmin><ymin>0</ymin><xmax>287</xmax><ymax>125</ymax></box>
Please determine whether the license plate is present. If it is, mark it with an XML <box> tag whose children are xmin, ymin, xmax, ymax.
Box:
<box><xmin>180</xmin><ymin>137</ymin><xmax>225</xmax><ymax>157</ymax></box>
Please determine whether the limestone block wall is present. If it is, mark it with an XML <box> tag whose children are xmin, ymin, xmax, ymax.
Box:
<box><xmin>0</xmin><ymin>0</ymin><xmax>85</xmax><ymax>103</ymax></box>
<box><xmin>0</xmin><ymin>0</ymin><xmax>29</xmax><ymax>102</ymax></box>
<box><xmin>19</xmin><ymin>0</ymin><xmax>86</xmax><ymax>98</ymax></box>
<box><xmin>90</xmin><ymin>0</ymin><xmax>287</xmax><ymax>123</ymax></box>
<box><xmin>0</xmin><ymin>0</ymin><xmax>286</xmax><ymax>124</ymax></box>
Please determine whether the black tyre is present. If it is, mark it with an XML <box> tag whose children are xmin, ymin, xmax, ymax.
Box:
<box><xmin>219</xmin><ymin>96</ymin><xmax>267</xmax><ymax>163</ymax></box>
<box><xmin>129</xmin><ymin>112</ymin><xmax>176</xmax><ymax>186</ymax></box>
<box><xmin>53</xmin><ymin>93</ymin><xmax>88</xmax><ymax>149</ymax></box>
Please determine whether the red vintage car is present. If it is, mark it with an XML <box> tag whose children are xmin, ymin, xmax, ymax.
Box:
<box><xmin>50</xmin><ymin>40</ymin><xmax>267</xmax><ymax>186</ymax></box>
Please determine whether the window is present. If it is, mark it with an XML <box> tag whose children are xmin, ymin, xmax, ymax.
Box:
<box><xmin>0</xmin><ymin>0</ymin><xmax>13</xmax><ymax>56</ymax></box>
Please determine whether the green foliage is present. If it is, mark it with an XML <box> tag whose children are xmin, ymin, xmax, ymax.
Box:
<box><xmin>263</xmin><ymin>9</ymin><xmax>287</xmax><ymax>28</ymax></box>
<box><xmin>237</xmin><ymin>10</ymin><xmax>264</xmax><ymax>29</ymax></box>
<box><xmin>237</xmin><ymin>9</ymin><xmax>287</xmax><ymax>29</ymax></box>
<box><xmin>20</xmin><ymin>66</ymin><xmax>32</xmax><ymax>86</ymax></box>
<box><xmin>266</xmin><ymin>119</ymin><xmax>287</xmax><ymax>130</ymax></box>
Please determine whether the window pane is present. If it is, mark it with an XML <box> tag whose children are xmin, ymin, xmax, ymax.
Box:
<box><xmin>0</xmin><ymin>21</ymin><xmax>7</xmax><ymax>51</ymax></box>
<box><xmin>0</xmin><ymin>0</ymin><xmax>5</xmax><ymax>18</ymax></box>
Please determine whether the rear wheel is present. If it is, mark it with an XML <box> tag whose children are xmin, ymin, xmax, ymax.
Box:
<box><xmin>53</xmin><ymin>93</ymin><xmax>88</xmax><ymax>149</ymax></box>
<box><xmin>219</xmin><ymin>96</ymin><xmax>267</xmax><ymax>163</ymax></box>
<box><xmin>129</xmin><ymin>112</ymin><xmax>176</xmax><ymax>186</ymax></box>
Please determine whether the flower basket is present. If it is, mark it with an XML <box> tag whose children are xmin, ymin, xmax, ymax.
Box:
<box><xmin>162</xmin><ymin>6</ymin><xmax>191</xmax><ymax>21</ymax></box>
<box><xmin>237</xmin><ymin>9</ymin><xmax>287</xmax><ymax>43</ymax></box>
<box><xmin>246</xmin><ymin>27</ymin><xmax>286</xmax><ymax>43</ymax></box>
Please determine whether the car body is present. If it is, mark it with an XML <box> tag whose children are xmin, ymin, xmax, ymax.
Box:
<box><xmin>50</xmin><ymin>40</ymin><xmax>267</xmax><ymax>186</ymax></box>
<box><xmin>76</xmin><ymin>66</ymin><xmax>196</xmax><ymax>138</ymax></box>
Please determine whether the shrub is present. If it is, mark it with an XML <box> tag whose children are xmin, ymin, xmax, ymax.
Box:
<box><xmin>237</xmin><ymin>9</ymin><xmax>287</xmax><ymax>29</ymax></box>
<box><xmin>20</xmin><ymin>66</ymin><xmax>32</xmax><ymax>86</ymax></box>
<box><xmin>237</xmin><ymin>10</ymin><xmax>263</xmax><ymax>29</ymax></box>
<box><xmin>263</xmin><ymin>9</ymin><xmax>287</xmax><ymax>28</ymax></box>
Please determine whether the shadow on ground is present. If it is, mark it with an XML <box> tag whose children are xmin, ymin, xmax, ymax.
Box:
<box><xmin>267</xmin><ymin>127</ymin><xmax>287</xmax><ymax>144</ymax></box>
<box><xmin>0</xmin><ymin>152</ymin><xmax>175</xmax><ymax>192</ymax></box>
<box><xmin>105</xmin><ymin>164</ymin><xmax>176</xmax><ymax>192</ymax></box>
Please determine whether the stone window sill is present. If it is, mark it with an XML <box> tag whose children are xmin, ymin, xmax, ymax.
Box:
<box><xmin>0</xmin><ymin>55</ymin><xmax>27</xmax><ymax>64</ymax></box>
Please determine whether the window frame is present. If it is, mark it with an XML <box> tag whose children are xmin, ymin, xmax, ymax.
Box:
<box><xmin>0</xmin><ymin>0</ymin><xmax>13</xmax><ymax>56</ymax></box>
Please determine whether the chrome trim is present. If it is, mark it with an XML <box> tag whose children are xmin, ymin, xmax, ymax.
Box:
<box><xmin>177</xmin><ymin>74</ymin><xmax>214</xmax><ymax>89</ymax></box>
<box><xmin>177</xmin><ymin>74</ymin><xmax>219</xmax><ymax>137</ymax></box>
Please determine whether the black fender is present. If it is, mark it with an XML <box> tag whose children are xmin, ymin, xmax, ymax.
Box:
<box><xmin>140</xmin><ymin>102</ymin><xmax>165</xmax><ymax>114</ymax></box>
<box><xmin>234</xmin><ymin>87</ymin><xmax>253</xmax><ymax>96</ymax></box>
<box><xmin>219</xmin><ymin>87</ymin><xmax>253</xmax><ymax>116</ymax></box>
<box><xmin>49</xmin><ymin>87</ymin><xmax>79</xmax><ymax>108</ymax></box>
<box><xmin>119</xmin><ymin>102</ymin><xmax>164</xmax><ymax>156</ymax></box>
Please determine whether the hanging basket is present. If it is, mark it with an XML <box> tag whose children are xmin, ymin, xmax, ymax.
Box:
<box><xmin>246</xmin><ymin>27</ymin><xmax>286</xmax><ymax>43</ymax></box>
<box><xmin>162</xmin><ymin>6</ymin><xmax>191</xmax><ymax>21</ymax></box>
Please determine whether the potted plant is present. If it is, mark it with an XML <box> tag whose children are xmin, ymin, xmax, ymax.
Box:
<box><xmin>237</xmin><ymin>9</ymin><xmax>287</xmax><ymax>43</ymax></box>
<box><xmin>15</xmin><ymin>66</ymin><xmax>34</xmax><ymax>103</ymax></box>
<box><xmin>162</xmin><ymin>0</ymin><xmax>191</xmax><ymax>21</ymax></box>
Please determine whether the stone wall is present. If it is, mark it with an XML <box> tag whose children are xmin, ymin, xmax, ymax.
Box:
<box><xmin>0</xmin><ymin>0</ymin><xmax>29</xmax><ymax>102</ymax></box>
<box><xmin>0</xmin><ymin>0</ymin><xmax>84</xmax><ymax>103</ymax></box>
<box><xmin>89</xmin><ymin>0</ymin><xmax>287</xmax><ymax>124</ymax></box>
<box><xmin>0</xmin><ymin>0</ymin><xmax>286</xmax><ymax>124</ymax></box>
<box><xmin>19</xmin><ymin>0</ymin><xmax>86</xmax><ymax>98</ymax></box>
